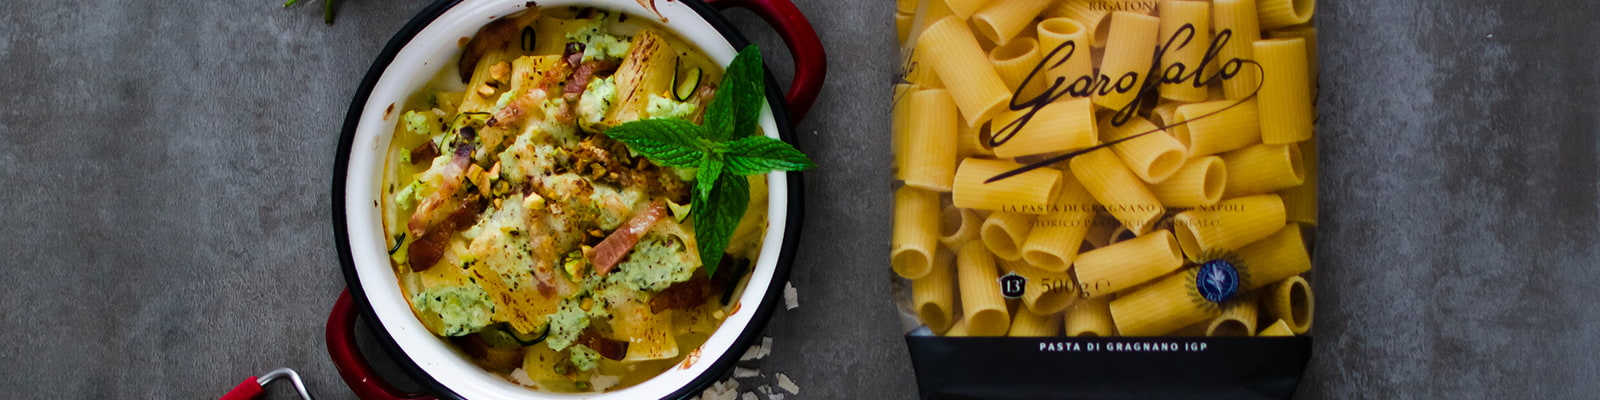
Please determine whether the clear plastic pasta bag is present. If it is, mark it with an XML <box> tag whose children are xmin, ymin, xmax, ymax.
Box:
<box><xmin>890</xmin><ymin>0</ymin><xmax>1318</xmax><ymax>398</ymax></box>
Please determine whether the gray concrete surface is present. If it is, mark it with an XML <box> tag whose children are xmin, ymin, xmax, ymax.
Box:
<box><xmin>0</xmin><ymin>0</ymin><xmax>1597</xmax><ymax>399</ymax></box>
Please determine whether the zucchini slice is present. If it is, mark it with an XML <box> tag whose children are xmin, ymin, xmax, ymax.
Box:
<box><xmin>671</xmin><ymin>57</ymin><xmax>702</xmax><ymax>102</ymax></box>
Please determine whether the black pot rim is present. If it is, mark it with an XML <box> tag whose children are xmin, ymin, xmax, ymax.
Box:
<box><xmin>330</xmin><ymin>1</ymin><xmax>806</xmax><ymax>398</ymax></box>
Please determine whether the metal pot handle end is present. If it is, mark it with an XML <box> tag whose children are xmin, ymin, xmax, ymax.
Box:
<box><xmin>327</xmin><ymin>290</ymin><xmax>436</xmax><ymax>400</ymax></box>
<box><xmin>704</xmin><ymin>0</ymin><xmax>827</xmax><ymax>122</ymax></box>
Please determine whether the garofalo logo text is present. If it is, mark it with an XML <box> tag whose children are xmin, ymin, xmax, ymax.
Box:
<box><xmin>984</xmin><ymin>25</ymin><xmax>1264</xmax><ymax>184</ymax></box>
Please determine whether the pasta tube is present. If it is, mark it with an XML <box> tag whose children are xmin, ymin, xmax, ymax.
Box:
<box><xmin>896</xmin><ymin>12</ymin><xmax>914</xmax><ymax>45</ymax></box>
<box><xmin>981</xmin><ymin>212</ymin><xmax>1036</xmax><ymax>261</ymax></box>
<box><xmin>1073</xmin><ymin>229</ymin><xmax>1187</xmax><ymax>298</ymax></box>
<box><xmin>1263</xmin><ymin>275</ymin><xmax>1313</xmax><ymax>334</ymax></box>
<box><xmin>1150</xmin><ymin>101</ymin><xmax>1185</xmax><ymax>129</ymax></box>
<box><xmin>1221</xmin><ymin>143</ymin><xmax>1305</xmax><ymax>197</ymax></box>
<box><xmin>1236</xmin><ymin>224</ymin><xmax>1312</xmax><ymax>290</ymax></box>
<box><xmin>1064</xmin><ymin>296</ymin><xmax>1115</xmax><ymax>337</ymax></box>
<box><xmin>918</xmin><ymin>17</ymin><xmax>1012</xmax><ymax>126</ymax></box>
<box><xmin>953</xmin><ymin>158</ymin><xmax>1064</xmax><ymax>212</ymax></box>
<box><xmin>940</xmin><ymin>203</ymin><xmax>984</xmax><ymax>251</ymax></box>
<box><xmin>990</xmin><ymin>98</ymin><xmax>1098</xmax><ymax>158</ymax></box>
<box><xmin>1267</xmin><ymin>25</ymin><xmax>1319</xmax><ymax>90</ymax></box>
<box><xmin>945</xmin><ymin>0</ymin><xmax>995</xmax><ymax>19</ymax></box>
<box><xmin>957</xmin><ymin>119</ymin><xmax>995</xmax><ymax>158</ymax></box>
<box><xmin>1109</xmin><ymin>268</ymin><xmax>1223</xmax><ymax>336</ymax></box>
<box><xmin>1205</xmin><ymin>294</ymin><xmax>1259</xmax><ymax>337</ymax></box>
<box><xmin>957</xmin><ymin>242</ymin><xmax>1011</xmax><ymax>336</ymax></box>
<box><xmin>899</xmin><ymin>88</ymin><xmax>959</xmax><ymax>191</ymax></box>
<box><xmin>1256</xmin><ymin>0</ymin><xmax>1314</xmax><ymax>30</ymax></box>
<box><xmin>945</xmin><ymin>318</ymin><xmax>971</xmax><ymax>337</ymax></box>
<box><xmin>1172</xmin><ymin>194</ymin><xmax>1286</xmax><ymax>262</ymax></box>
<box><xmin>1149</xmin><ymin>156</ymin><xmax>1227</xmax><ymax>207</ymax></box>
<box><xmin>973</xmin><ymin>0</ymin><xmax>1053</xmax><ymax>46</ymax></box>
<box><xmin>1172</xmin><ymin>99</ymin><xmax>1261</xmax><ymax>157</ymax></box>
<box><xmin>1281</xmin><ymin>139</ymin><xmax>1318</xmax><ymax>225</ymax></box>
<box><xmin>892</xmin><ymin>186</ymin><xmax>941</xmax><ymax>279</ymax></box>
<box><xmin>1099</xmin><ymin>115</ymin><xmax>1187</xmax><ymax>183</ymax></box>
<box><xmin>988</xmin><ymin>38</ymin><xmax>1047</xmax><ymax>102</ymax></box>
<box><xmin>1036</xmin><ymin>18</ymin><xmax>1095</xmax><ymax>90</ymax></box>
<box><xmin>1083</xmin><ymin>213</ymin><xmax>1119</xmax><ymax>249</ymax></box>
<box><xmin>1157</xmin><ymin>1</ymin><xmax>1213</xmax><ymax>102</ymax></box>
<box><xmin>1021</xmin><ymin>172</ymin><xmax>1097</xmax><ymax>272</ymax></box>
<box><xmin>1070</xmin><ymin>149</ymin><xmax>1164</xmax><ymax>235</ymax></box>
<box><xmin>1213</xmin><ymin>0</ymin><xmax>1262</xmax><ymax>100</ymax></box>
<box><xmin>1254</xmin><ymin>38</ymin><xmax>1314</xmax><ymax>144</ymax></box>
<box><xmin>1257</xmin><ymin>319</ymin><xmax>1295</xmax><ymax>336</ymax></box>
<box><xmin>913</xmin><ymin>250</ymin><xmax>957</xmax><ymax>335</ymax></box>
<box><xmin>1093</xmin><ymin>12</ymin><xmax>1162</xmax><ymax>111</ymax></box>
<box><xmin>1048</xmin><ymin>0</ymin><xmax>1115</xmax><ymax>48</ymax></box>
<box><xmin>1008</xmin><ymin>307</ymin><xmax>1063</xmax><ymax>337</ymax></box>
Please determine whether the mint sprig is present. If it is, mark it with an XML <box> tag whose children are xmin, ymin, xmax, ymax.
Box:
<box><xmin>603</xmin><ymin>45</ymin><xmax>814</xmax><ymax>275</ymax></box>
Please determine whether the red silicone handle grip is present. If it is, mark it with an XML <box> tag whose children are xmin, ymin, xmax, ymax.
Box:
<box><xmin>327</xmin><ymin>290</ymin><xmax>436</xmax><ymax>400</ymax></box>
<box><xmin>704</xmin><ymin>0</ymin><xmax>827</xmax><ymax>122</ymax></box>
<box><xmin>219</xmin><ymin>377</ymin><xmax>264</xmax><ymax>400</ymax></box>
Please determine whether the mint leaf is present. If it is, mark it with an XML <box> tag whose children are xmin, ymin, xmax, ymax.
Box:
<box><xmin>704</xmin><ymin>45</ymin><xmax>766</xmax><ymax>142</ymax></box>
<box><xmin>695</xmin><ymin>155</ymin><xmax>724</xmax><ymax>204</ymax></box>
<box><xmin>692</xmin><ymin>172</ymin><xmax>749</xmax><ymax>276</ymax></box>
<box><xmin>725</xmin><ymin>135</ymin><xmax>816</xmax><ymax>175</ymax></box>
<box><xmin>604</xmin><ymin>118</ymin><xmax>710</xmax><ymax>167</ymax></box>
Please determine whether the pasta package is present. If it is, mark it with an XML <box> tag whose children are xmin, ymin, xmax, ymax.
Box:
<box><xmin>892</xmin><ymin>0</ymin><xmax>1318</xmax><ymax>398</ymax></box>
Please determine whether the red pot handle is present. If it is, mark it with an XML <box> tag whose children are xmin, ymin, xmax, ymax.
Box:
<box><xmin>327</xmin><ymin>289</ymin><xmax>436</xmax><ymax>400</ymax></box>
<box><xmin>218</xmin><ymin>378</ymin><xmax>264</xmax><ymax>400</ymax></box>
<box><xmin>703</xmin><ymin>0</ymin><xmax>827</xmax><ymax>122</ymax></box>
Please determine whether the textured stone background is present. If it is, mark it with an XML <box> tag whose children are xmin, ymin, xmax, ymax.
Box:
<box><xmin>1</xmin><ymin>0</ymin><xmax>1597</xmax><ymax>399</ymax></box>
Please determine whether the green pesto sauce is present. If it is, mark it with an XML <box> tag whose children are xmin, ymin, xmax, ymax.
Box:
<box><xmin>545</xmin><ymin>298</ymin><xmax>589</xmax><ymax>351</ymax></box>
<box><xmin>411</xmin><ymin>285</ymin><xmax>494</xmax><ymax>336</ymax></box>
<box><xmin>609</xmin><ymin>233</ymin><xmax>697</xmax><ymax>292</ymax></box>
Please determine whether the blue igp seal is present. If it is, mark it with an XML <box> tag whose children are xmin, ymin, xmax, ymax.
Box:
<box><xmin>1196</xmin><ymin>259</ymin><xmax>1240</xmax><ymax>303</ymax></box>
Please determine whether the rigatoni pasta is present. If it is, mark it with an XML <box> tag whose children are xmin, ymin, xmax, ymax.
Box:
<box><xmin>952</xmin><ymin>158</ymin><xmax>1062</xmax><ymax>212</ymax></box>
<box><xmin>1098</xmin><ymin>115</ymin><xmax>1187</xmax><ymax>183</ymax></box>
<box><xmin>1212</xmin><ymin>0</ymin><xmax>1262</xmax><ymax>100</ymax></box>
<box><xmin>899</xmin><ymin>88</ymin><xmax>959</xmax><ymax>191</ymax></box>
<box><xmin>1150</xmin><ymin>156</ymin><xmax>1227</xmax><ymax>207</ymax></box>
<box><xmin>1064</xmin><ymin>296</ymin><xmax>1115</xmax><ymax>337</ymax></box>
<box><xmin>1020</xmin><ymin>172</ymin><xmax>1096</xmax><ymax>272</ymax></box>
<box><xmin>1035</xmin><ymin>18</ymin><xmax>1094</xmax><ymax>88</ymax></box>
<box><xmin>913</xmin><ymin>251</ymin><xmax>957</xmax><ymax>335</ymax></box>
<box><xmin>892</xmin><ymin>0</ymin><xmax>1318</xmax><ymax>341</ymax></box>
<box><xmin>1072</xmin><ymin>229</ymin><xmax>1186</xmax><ymax>299</ymax></box>
<box><xmin>918</xmin><ymin>16</ymin><xmax>1011</xmax><ymax>126</ymax></box>
<box><xmin>980</xmin><ymin>212</ymin><xmax>1035</xmax><ymax>261</ymax></box>
<box><xmin>893</xmin><ymin>186</ymin><xmax>942</xmax><ymax>279</ymax></box>
<box><xmin>1157</xmin><ymin>0</ymin><xmax>1212</xmax><ymax>103</ymax></box>
<box><xmin>988</xmin><ymin>38</ymin><xmax>1047</xmax><ymax>102</ymax></box>
<box><xmin>972</xmin><ymin>0</ymin><xmax>1053</xmax><ymax>46</ymax></box>
<box><xmin>957</xmin><ymin>242</ymin><xmax>1011</xmax><ymax>336</ymax></box>
<box><xmin>1070</xmin><ymin>149</ymin><xmax>1164</xmax><ymax>235</ymax></box>
<box><xmin>989</xmin><ymin>98</ymin><xmax>1097</xmax><ymax>158</ymax></box>
<box><xmin>1256</xmin><ymin>0</ymin><xmax>1314</xmax><ymax>30</ymax></box>
<box><xmin>1172</xmin><ymin>194</ymin><xmax>1287</xmax><ymax>261</ymax></box>
<box><xmin>1092</xmin><ymin>12</ymin><xmax>1162</xmax><ymax>111</ymax></box>
<box><xmin>1254</xmin><ymin>38</ymin><xmax>1315</xmax><ymax>144</ymax></box>
<box><xmin>1263</xmin><ymin>275</ymin><xmax>1313</xmax><ymax>334</ymax></box>
<box><xmin>1221</xmin><ymin>143</ymin><xmax>1304</xmax><ymax>197</ymax></box>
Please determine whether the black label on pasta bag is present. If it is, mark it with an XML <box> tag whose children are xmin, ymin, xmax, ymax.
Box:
<box><xmin>906</xmin><ymin>336</ymin><xmax>1312</xmax><ymax>400</ymax></box>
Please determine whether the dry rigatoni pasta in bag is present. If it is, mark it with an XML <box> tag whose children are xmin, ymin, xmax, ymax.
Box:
<box><xmin>891</xmin><ymin>0</ymin><xmax>1318</xmax><ymax>398</ymax></box>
